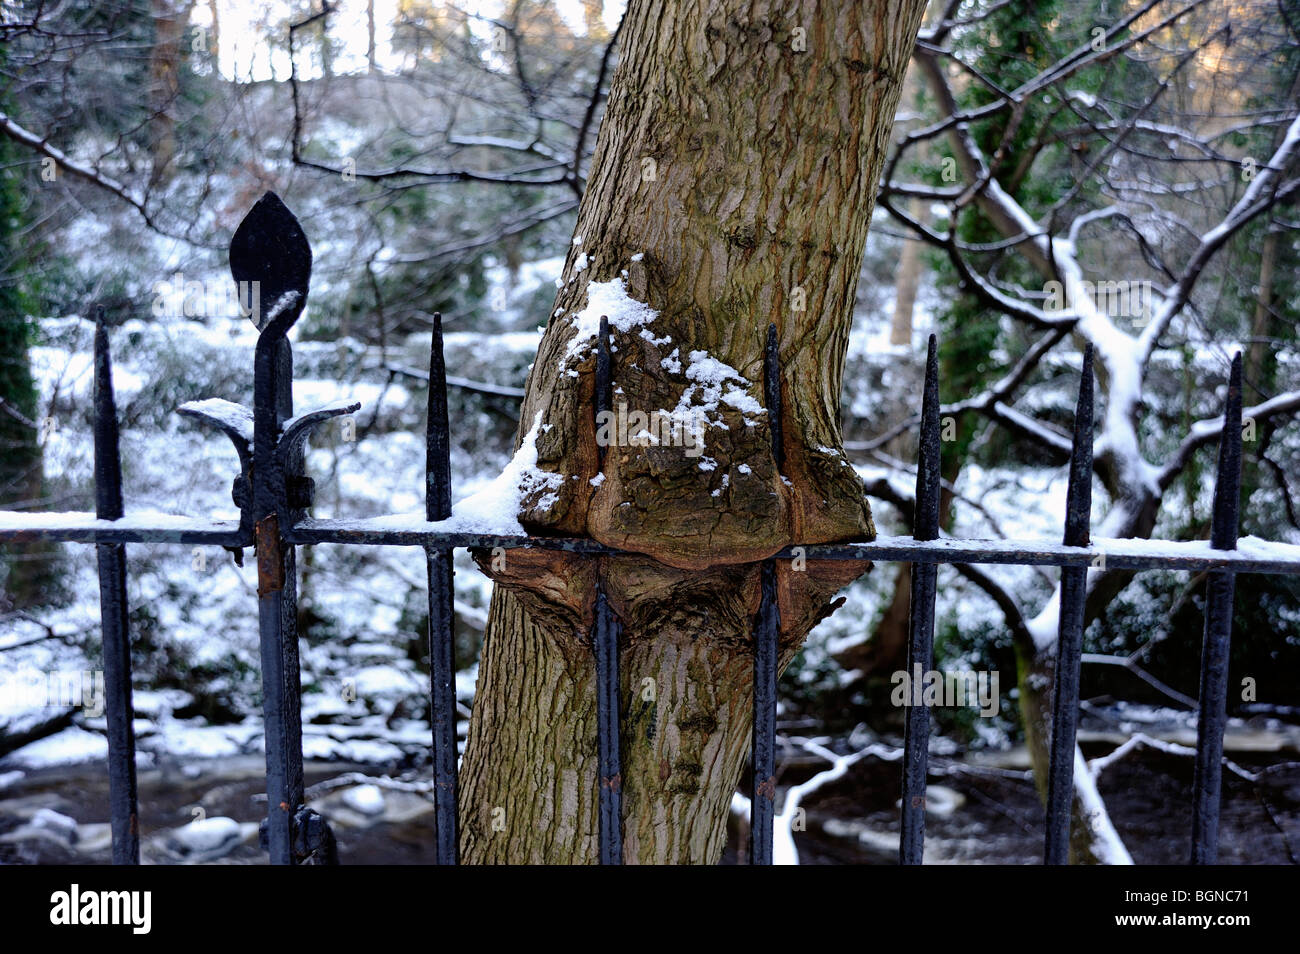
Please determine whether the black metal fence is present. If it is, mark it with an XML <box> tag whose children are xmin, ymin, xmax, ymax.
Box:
<box><xmin>2</xmin><ymin>192</ymin><xmax>1298</xmax><ymax>866</ymax></box>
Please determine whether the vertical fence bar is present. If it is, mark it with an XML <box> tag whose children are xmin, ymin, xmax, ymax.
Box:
<box><xmin>750</xmin><ymin>323</ymin><xmax>784</xmax><ymax>865</ymax></box>
<box><xmin>92</xmin><ymin>315</ymin><xmax>140</xmax><ymax>865</ymax></box>
<box><xmin>751</xmin><ymin>560</ymin><xmax>780</xmax><ymax>865</ymax></box>
<box><xmin>594</xmin><ymin>583</ymin><xmax>623</xmax><ymax>864</ymax></box>
<box><xmin>252</xmin><ymin>333</ymin><xmax>305</xmax><ymax>864</ymax></box>
<box><xmin>1191</xmin><ymin>353</ymin><xmax>1243</xmax><ymax>864</ymax></box>
<box><xmin>425</xmin><ymin>312</ymin><xmax>459</xmax><ymax>865</ymax></box>
<box><xmin>593</xmin><ymin>316</ymin><xmax>624</xmax><ymax>864</ymax></box>
<box><xmin>1044</xmin><ymin>345</ymin><xmax>1095</xmax><ymax>865</ymax></box>
<box><xmin>900</xmin><ymin>334</ymin><xmax>941</xmax><ymax>865</ymax></box>
<box><xmin>232</xmin><ymin>192</ymin><xmax>313</xmax><ymax>865</ymax></box>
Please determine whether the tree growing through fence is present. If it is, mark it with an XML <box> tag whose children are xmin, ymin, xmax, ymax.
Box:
<box><xmin>453</xmin><ymin>0</ymin><xmax>930</xmax><ymax>865</ymax></box>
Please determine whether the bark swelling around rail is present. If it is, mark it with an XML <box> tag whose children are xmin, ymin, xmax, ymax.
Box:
<box><xmin>0</xmin><ymin>194</ymin><xmax>1295</xmax><ymax>866</ymax></box>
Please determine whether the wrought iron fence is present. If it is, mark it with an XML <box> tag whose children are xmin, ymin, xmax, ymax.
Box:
<box><xmin>2</xmin><ymin>192</ymin><xmax>1298</xmax><ymax>866</ymax></box>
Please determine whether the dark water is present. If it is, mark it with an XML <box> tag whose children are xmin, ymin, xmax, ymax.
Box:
<box><xmin>2</xmin><ymin>744</ymin><xmax>1296</xmax><ymax>864</ymax></box>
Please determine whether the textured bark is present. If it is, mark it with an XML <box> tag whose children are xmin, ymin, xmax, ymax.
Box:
<box><xmin>459</xmin><ymin>0</ymin><xmax>928</xmax><ymax>864</ymax></box>
<box><xmin>1017</xmin><ymin>645</ymin><xmax>1110</xmax><ymax>864</ymax></box>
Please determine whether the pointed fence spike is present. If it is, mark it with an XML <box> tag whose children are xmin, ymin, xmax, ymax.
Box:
<box><xmin>1209</xmin><ymin>353</ymin><xmax>1243</xmax><ymax>551</ymax></box>
<box><xmin>230</xmin><ymin>191</ymin><xmax>312</xmax><ymax>336</ymax></box>
<box><xmin>1044</xmin><ymin>344</ymin><xmax>1096</xmax><ymax>864</ymax></box>
<box><xmin>92</xmin><ymin>310</ymin><xmax>140</xmax><ymax>865</ymax></box>
<box><xmin>915</xmin><ymin>333</ymin><xmax>941</xmax><ymax>541</ymax></box>
<box><xmin>1191</xmin><ymin>352</ymin><xmax>1243</xmax><ymax>863</ymax></box>
<box><xmin>900</xmin><ymin>332</ymin><xmax>942</xmax><ymax>864</ymax></box>
<box><xmin>423</xmin><ymin>311</ymin><xmax>459</xmax><ymax>863</ymax></box>
<box><xmin>426</xmin><ymin>312</ymin><xmax>452</xmax><ymax>522</ymax></box>
<box><xmin>93</xmin><ymin>312</ymin><xmax>124</xmax><ymax>522</ymax></box>
<box><xmin>765</xmin><ymin>323</ymin><xmax>784</xmax><ymax>471</ymax></box>
<box><xmin>1062</xmin><ymin>345</ymin><xmax>1095</xmax><ymax>549</ymax></box>
<box><xmin>595</xmin><ymin>315</ymin><xmax>611</xmax><ymax>467</ymax></box>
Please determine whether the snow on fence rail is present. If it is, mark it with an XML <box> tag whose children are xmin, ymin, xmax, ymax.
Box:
<box><xmin>0</xmin><ymin>193</ymin><xmax>1294</xmax><ymax>866</ymax></box>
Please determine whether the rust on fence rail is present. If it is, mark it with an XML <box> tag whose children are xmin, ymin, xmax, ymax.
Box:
<box><xmin>3</xmin><ymin>192</ymin><xmax>1297</xmax><ymax>866</ymax></box>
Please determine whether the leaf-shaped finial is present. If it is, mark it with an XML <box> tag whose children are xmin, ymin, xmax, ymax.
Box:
<box><xmin>229</xmin><ymin>191</ymin><xmax>312</xmax><ymax>336</ymax></box>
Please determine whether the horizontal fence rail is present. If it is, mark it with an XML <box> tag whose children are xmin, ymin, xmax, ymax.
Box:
<box><xmin>2</xmin><ymin>192</ymin><xmax>1297</xmax><ymax>867</ymax></box>
<box><xmin>5</xmin><ymin>516</ymin><xmax>1296</xmax><ymax>574</ymax></box>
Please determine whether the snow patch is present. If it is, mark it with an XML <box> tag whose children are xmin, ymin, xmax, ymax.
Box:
<box><xmin>365</xmin><ymin>412</ymin><xmax>563</xmax><ymax>534</ymax></box>
<box><xmin>560</xmin><ymin>277</ymin><xmax>659</xmax><ymax>366</ymax></box>
<box><xmin>177</xmin><ymin>398</ymin><xmax>254</xmax><ymax>442</ymax></box>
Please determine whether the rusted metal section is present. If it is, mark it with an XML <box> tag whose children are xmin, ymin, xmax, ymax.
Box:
<box><xmin>1045</xmin><ymin>345</ymin><xmax>1096</xmax><ymax>865</ymax></box>
<box><xmin>1191</xmin><ymin>353</ymin><xmax>1244</xmax><ymax>864</ymax></box>
<box><xmin>900</xmin><ymin>334</ymin><xmax>941</xmax><ymax>865</ymax></box>
<box><xmin>255</xmin><ymin>514</ymin><xmax>285</xmax><ymax>597</ymax></box>
<box><xmin>92</xmin><ymin>313</ymin><xmax>140</xmax><ymax>866</ymax></box>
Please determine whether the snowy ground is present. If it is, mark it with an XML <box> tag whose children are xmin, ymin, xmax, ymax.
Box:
<box><xmin>3</xmin><ymin>244</ymin><xmax>1297</xmax><ymax>863</ymax></box>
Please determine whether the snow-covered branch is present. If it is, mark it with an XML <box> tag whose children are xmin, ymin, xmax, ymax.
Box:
<box><xmin>1139</xmin><ymin>112</ymin><xmax>1300</xmax><ymax>362</ymax></box>
<box><xmin>1157</xmin><ymin>390</ymin><xmax>1300</xmax><ymax>492</ymax></box>
<box><xmin>0</xmin><ymin>109</ymin><xmax>180</xmax><ymax>240</ymax></box>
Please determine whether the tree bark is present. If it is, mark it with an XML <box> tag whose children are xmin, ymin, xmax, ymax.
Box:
<box><xmin>458</xmin><ymin>0</ymin><xmax>928</xmax><ymax>864</ymax></box>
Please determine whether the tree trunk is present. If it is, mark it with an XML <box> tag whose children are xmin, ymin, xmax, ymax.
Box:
<box><xmin>0</xmin><ymin>80</ymin><xmax>59</xmax><ymax>610</ymax></box>
<box><xmin>208</xmin><ymin>0</ymin><xmax>220</xmax><ymax>64</ymax></box>
<box><xmin>148</xmin><ymin>0</ymin><xmax>188</xmax><ymax>187</ymax></box>
<box><xmin>458</xmin><ymin>0</ymin><xmax>928</xmax><ymax>864</ymax></box>
<box><xmin>1246</xmin><ymin>224</ymin><xmax>1277</xmax><ymax>392</ymax></box>
<box><xmin>367</xmin><ymin>0</ymin><xmax>378</xmax><ymax>73</ymax></box>
<box><xmin>889</xmin><ymin>198</ymin><xmax>925</xmax><ymax>345</ymax></box>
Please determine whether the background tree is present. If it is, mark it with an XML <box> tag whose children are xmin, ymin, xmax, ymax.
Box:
<box><xmin>0</xmin><ymin>44</ymin><xmax>59</xmax><ymax>611</ymax></box>
<box><xmin>874</xmin><ymin>0</ymin><xmax>1300</xmax><ymax>861</ymax></box>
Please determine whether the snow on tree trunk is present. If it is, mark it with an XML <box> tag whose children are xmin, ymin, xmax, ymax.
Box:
<box><xmin>457</xmin><ymin>0</ymin><xmax>929</xmax><ymax>864</ymax></box>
